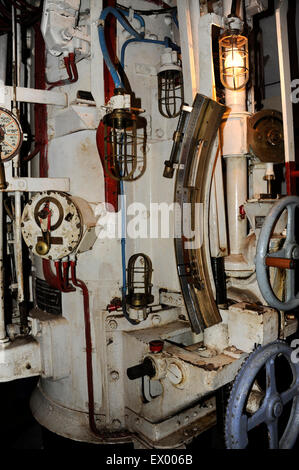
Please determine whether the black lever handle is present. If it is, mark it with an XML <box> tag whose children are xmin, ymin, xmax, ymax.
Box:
<box><xmin>127</xmin><ymin>357</ymin><xmax>155</xmax><ymax>380</ymax></box>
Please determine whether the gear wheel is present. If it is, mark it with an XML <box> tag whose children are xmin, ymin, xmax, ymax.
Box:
<box><xmin>225</xmin><ymin>341</ymin><xmax>299</xmax><ymax>449</ymax></box>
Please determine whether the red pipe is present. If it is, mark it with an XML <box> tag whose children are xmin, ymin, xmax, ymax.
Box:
<box><xmin>70</xmin><ymin>260</ymin><xmax>130</xmax><ymax>439</ymax></box>
<box><xmin>69</xmin><ymin>52</ymin><xmax>78</xmax><ymax>84</ymax></box>
<box><xmin>70</xmin><ymin>261</ymin><xmax>99</xmax><ymax>436</ymax></box>
<box><xmin>42</xmin><ymin>259</ymin><xmax>75</xmax><ymax>292</ymax></box>
<box><xmin>54</xmin><ymin>261</ymin><xmax>76</xmax><ymax>293</ymax></box>
<box><xmin>47</xmin><ymin>54</ymin><xmax>78</xmax><ymax>90</ymax></box>
<box><xmin>285</xmin><ymin>161</ymin><xmax>298</xmax><ymax>196</ymax></box>
<box><xmin>96</xmin><ymin>123</ymin><xmax>119</xmax><ymax>211</ymax></box>
<box><xmin>42</xmin><ymin>259</ymin><xmax>61</xmax><ymax>290</ymax></box>
<box><xmin>23</xmin><ymin>24</ymin><xmax>48</xmax><ymax>167</ymax></box>
<box><xmin>62</xmin><ymin>260</ymin><xmax>75</xmax><ymax>291</ymax></box>
<box><xmin>96</xmin><ymin>0</ymin><xmax>119</xmax><ymax>212</ymax></box>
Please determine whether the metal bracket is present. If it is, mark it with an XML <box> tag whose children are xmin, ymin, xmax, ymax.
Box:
<box><xmin>3</xmin><ymin>177</ymin><xmax>70</xmax><ymax>193</ymax></box>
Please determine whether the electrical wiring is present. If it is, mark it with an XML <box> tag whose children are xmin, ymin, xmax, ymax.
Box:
<box><xmin>99</xmin><ymin>6</ymin><xmax>180</xmax><ymax>89</ymax></box>
<box><xmin>120</xmin><ymin>36</ymin><xmax>180</xmax><ymax>69</ymax></box>
<box><xmin>120</xmin><ymin>178</ymin><xmax>139</xmax><ymax>326</ymax></box>
<box><xmin>46</xmin><ymin>53</ymin><xmax>79</xmax><ymax>90</ymax></box>
<box><xmin>116</xmin><ymin>3</ymin><xmax>177</xmax><ymax>16</ymax></box>
<box><xmin>98</xmin><ymin>6</ymin><xmax>147</xmax><ymax>89</ymax></box>
<box><xmin>98</xmin><ymin>5</ymin><xmax>180</xmax><ymax>326</ymax></box>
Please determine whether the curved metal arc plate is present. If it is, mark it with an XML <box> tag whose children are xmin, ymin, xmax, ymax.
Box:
<box><xmin>174</xmin><ymin>94</ymin><xmax>225</xmax><ymax>333</ymax></box>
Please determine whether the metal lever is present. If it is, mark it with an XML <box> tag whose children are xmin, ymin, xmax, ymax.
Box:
<box><xmin>127</xmin><ymin>357</ymin><xmax>155</xmax><ymax>381</ymax></box>
<box><xmin>35</xmin><ymin>203</ymin><xmax>52</xmax><ymax>256</ymax></box>
<box><xmin>163</xmin><ymin>107</ymin><xmax>190</xmax><ymax>179</ymax></box>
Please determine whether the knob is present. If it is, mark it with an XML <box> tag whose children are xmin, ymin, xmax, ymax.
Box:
<box><xmin>127</xmin><ymin>357</ymin><xmax>156</xmax><ymax>381</ymax></box>
<box><xmin>35</xmin><ymin>240</ymin><xmax>50</xmax><ymax>256</ymax></box>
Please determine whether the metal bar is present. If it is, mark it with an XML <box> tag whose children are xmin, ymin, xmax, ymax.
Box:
<box><xmin>265</xmin><ymin>257</ymin><xmax>295</xmax><ymax>269</ymax></box>
<box><xmin>3</xmin><ymin>86</ymin><xmax>67</xmax><ymax>107</ymax></box>
<box><xmin>14</xmin><ymin>191</ymin><xmax>24</xmax><ymax>304</ymax></box>
<box><xmin>5</xmin><ymin>177</ymin><xmax>70</xmax><ymax>192</ymax></box>
<box><xmin>276</xmin><ymin>0</ymin><xmax>295</xmax><ymax>164</ymax></box>
<box><xmin>198</xmin><ymin>13</ymin><xmax>223</xmax><ymax>99</ymax></box>
<box><xmin>176</xmin><ymin>0</ymin><xmax>197</xmax><ymax>104</ymax></box>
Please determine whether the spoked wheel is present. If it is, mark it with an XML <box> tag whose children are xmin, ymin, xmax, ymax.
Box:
<box><xmin>256</xmin><ymin>196</ymin><xmax>299</xmax><ymax>311</ymax></box>
<box><xmin>225</xmin><ymin>341</ymin><xmax>299</xmax><ymax>449</ymax></box>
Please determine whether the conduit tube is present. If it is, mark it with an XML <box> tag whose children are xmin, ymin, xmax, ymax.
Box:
<box><xmin>0</xmin><ymin>192</ymin><xmax>7</xmax><ymax>342</ymax></box>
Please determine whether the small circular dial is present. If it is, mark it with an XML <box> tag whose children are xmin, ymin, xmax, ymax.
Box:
<box><xmin>0</xmin><ymin>107</ymin><xmax>23</xmax><ymax>161</ymax></box>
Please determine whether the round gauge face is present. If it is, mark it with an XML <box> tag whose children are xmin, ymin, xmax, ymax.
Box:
<box><xmin>21</xmin><ymin>191</ymin><xmax>83</xmax><ymax>260</ymax></box>
<box><xmin>0</xmin><ymin>107</ymin><xmax>23</xmax><ymax>161</ymax></box>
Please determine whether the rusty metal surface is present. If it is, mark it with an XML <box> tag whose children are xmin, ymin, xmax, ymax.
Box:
<box><xmin>127</xmin><ymin>397</ymin><xmax>216</xmax><ymax>448</ymax></box>
<box><xmin>164</xmin><ymin>342</ymin><xmax>237</xmax><ymax>371</ymax></box>
<box><xmin>248</xmin><ymin>109</ymin><xmax>284</xmax><ymax>163</ymax></box>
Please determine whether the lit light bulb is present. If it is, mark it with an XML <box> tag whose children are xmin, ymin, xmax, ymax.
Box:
<box><xmin>219</xmin><ymin>32</ymin><xmax>249</xmax><ymax>91</ymax></box>
<box><xmin>224</xmin><ymin>49</ymin><xmax>245</xmax><ymax>89</ymax></box>
<box><xmin>224</xmin><ymin>49</ymin><xmax>244</xmax><ymax>71</ymax></box>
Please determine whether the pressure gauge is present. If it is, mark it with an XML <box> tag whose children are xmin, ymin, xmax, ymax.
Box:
<box><xmin>0</xmin><ymin>107</ymin><xmax>23</xmax><ymax>161</ymax></box>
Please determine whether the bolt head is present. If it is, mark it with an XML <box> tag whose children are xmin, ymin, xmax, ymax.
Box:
<box><xmin>110</xmin><ymin>370</ymin><xmax>119</xmax><ymax>381</ymax></box>
<box><xmin>273</xmin><ymin>401</ymin><xmax>283</xmax><ymax>418</ymax></box>
<box><xmin>108</xmin><ymin>320</ymin><xmax>118</xmax><ymax>330</ymax></box>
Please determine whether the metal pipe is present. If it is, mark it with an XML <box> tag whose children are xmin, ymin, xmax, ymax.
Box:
<box><xmin>11</xmin><ymin>5</ymin><xmax>17</xmax><ymax>116</ymax></box>
<box><xmin>222</xmin><ymin>0</ymin><xmax>248</xmax><ymax>260</ymax></box>
<box><xmin>0</xmin><ymin>192</ymin><xmax>7</xmax><ymax>342</ymax></box>
<box><xmin>0</xmin><ymin>35</ymin><xmax>7</xmax><ymax>87</ymax></box>
<box><xmin>225</xmin><ymin>156</ymin><xmax>247</xmax><ymax>254</ymax></box>
<box><xmin>14</xmin><ymin>190</ymin><xmax>24</xmax><ymax>305</ymax></box>
<box><xmin>276</xmin><ymin>0</ymin><xmax>294</xmax><ymax>166</ymax></box>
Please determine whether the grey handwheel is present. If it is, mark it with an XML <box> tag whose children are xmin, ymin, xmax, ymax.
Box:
<box><xmin>225</xmin><ymin>341</ymin><xmax>299</xmax><ymax>449</ymax></box>
<box><xmin>256</xmin><ymin>196</ymin><xmax>299</xmax><ymax>311</ymax></box>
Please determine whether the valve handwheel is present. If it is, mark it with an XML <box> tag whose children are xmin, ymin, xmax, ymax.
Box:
<box><xmin>256</xmin><ymin>195</ymin><xmax>299</xmax><ymax>311</ymax></box>
<box><xmin>225</xmin><ymin>341</ymin><xmax>299</xmax><ymax>449</ymax></box>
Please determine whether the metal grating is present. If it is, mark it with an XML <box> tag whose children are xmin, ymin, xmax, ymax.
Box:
<box><xmin>35</xmin><ymin>278</ymin><xmax>62</xmax><ymax>316</ymax></box>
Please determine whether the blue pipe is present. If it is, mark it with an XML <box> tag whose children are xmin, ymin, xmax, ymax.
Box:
<box><xmin>98</xmin><ymin>7</ymin><xmax>180</xmax><ymax>90</ymax></box>
<box><xmin>100</xmin><ymin>7</ymin><xmax>143</xmax><ymax>40</ymax></box>
<box><xmin>120</xmin><ymin>36</ymin><xmax>180</xmax><ymax>69</ymax></box>
<box><xmin>120</xmin><ymin>179</ymin><xmax>127</xmax><ymax>299</ymax></box>
<box><xmin>119</xmin><ymin>8</ymin><xmax>146</xmax><ymax>33</ymax></box>
<box><xmin>98</xmin><ymin>26</ymin><xmax>124</xmax><ymax>89</ymax></box>
<box><xmin>98</xmin><ymin>6</ymin><xmax>145</xmax><ymax>89</ymax></box>
<box><xmin>172</xmin><ymin>10</ymin><xmax>179</xmax><ymax>28</ymax></box>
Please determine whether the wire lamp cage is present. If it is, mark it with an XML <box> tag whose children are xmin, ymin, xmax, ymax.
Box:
<box><xmin>158</xmin><ymin>48</ymin><xmax>184</xmax><ymax>119</ymax></box>
<box><xmin>103</xmin><ymin>107</ymin><xmax>146</xmax><ymax>182</ymax></box>
<box><xmin>126</xmin><ymin>253</ymin><xmax>154</xmax><ymax>310</ymax></box>
<box><xmin>219</xmin><ymin>31</ymin><xmax>249</xmax><ymax>91</ymax></box>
